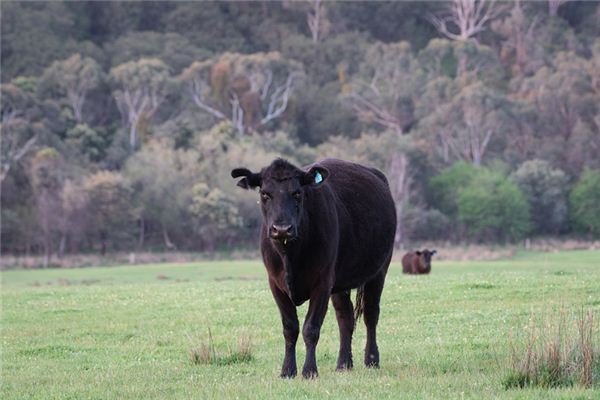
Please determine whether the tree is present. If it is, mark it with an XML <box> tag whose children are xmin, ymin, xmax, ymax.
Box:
<box><xmin>492</xmin><ymin>1</ymin><xmax>541</xmax><ymax>76</ymax></box>
<box><xmin>106</xmin><ymin>31</ymin><xmax>211</xmax><ymax>74</ymax></box>
<box><xmin>283</xmin><ymin>0</ymin><xmax>332</xmax><ymax>44</ymax></box>
<box><xmin>29</xmin><ymin>148</ymin><xmax>64</xmax><ymax>267</ymax></box>
<box><xmin>82</xmin><ymin>171</ymin><xmax>135</xmax><ymax>254</ymax></box>
<box><xmin>189</xmin><ymin>182</ymin><xmax>242</xmax><ymax>251</ymax></box>
<box><xmin>511</xmin><ymin>160</ymin><xmax>569</xmax><ymax>235</ymax></box>
<box><xmin>180</xmin><ymin>53</ymin><xmax>301</xmax><ymax>135</ymax></box>
<box><xmin>458</xmin><ymin>168</ymin><xmax>530</xmax><ymax>241</ymax></box>
<box><xmin>430</xmin><ymin>161</ymin><xmax>478</xmax><ymax>219</ymax></box>
<box><xmin>428</xmin><ymin>0</ymin><xmax>508</xmax><ymax>43</ymax></box>
<box><xmin>110</xmin><ymin>58</ymin><xmax>172</xmax><ymax>150</ymax></box>
<box><xmin>1</xmin><ymin>84</ymin><xmax>39</xmax><ymax>182</ymax></box>
<box><xmin>548</xmin><ymin>0</ymin><xmax>571</xmax><ymax>17</ymax></box>
<box><xmin>306</xmin><ymin>0</ymin><xmax>330</xmax><ymax>43</ymax></box>
<box><xmin>569</xmin><ymin>169</ymin><xmax>600</xmax><ymax>237</ymax></box>
<box><xmin>124</xmin><ymin>139</ymin><xmax>199</xmax><ymax>250</ymax></box>
<box><xmin>59</xmin><ymin>179</ymin><xmax>89</xmax><ymax>256</ymax></box>
<box><xmin>39</xmin><ymin>54</ymin><xmax>104</xmax><ymax>123</ymax></box>
<box><xmin>513</xmin><ymin>51</ymin><xmax>598</xmax><ymax>174</ymax></box>
<box><xmin>418</xmin><ymin>80</ymin><xmax>513</xmax><ymax>167</ymax></box>
<box><xmin>344</xmin><ymin>41</ymin><xmax>424</xmax><ymax>135</ymax></box>
<box><xmin>0</xmin><ymin>2</ymin><xmax>78</xmax><ymax>81</ymax></box>
<box><xmin>65</xmin><ymin>124</ymin><xmax>111</xmax><ymax>163</ymax></box>
<box><xmin>180</xmin><ymin>52</ymin><xmax>302</xmax><ymax>135</ymax></box>
<box><xmin>418</xmin><ymin>38</ymin><xmax>504</xmax><ymax>81</ymax></box>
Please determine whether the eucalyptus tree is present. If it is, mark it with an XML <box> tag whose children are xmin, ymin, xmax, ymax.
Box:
<box><xmin>1</xmin><ymin>84</ymin><xmax>38</xmax><ymax>182</ymax></box>
<box><xmin>344</xmin><ymin>41</ymin><xmax>424</xmax><ymax>135</ymax></box>
<box><xmin>82</xmin><ymin>171</ymin><xmax>135</xmax><ymax>255</ymax></box>
<box><xmin>39</xmin><ymin>54</ymin><xmax>104</xmax><ymax>123</ymax></box>
<box><xmin>29</xmin><ymin>148</ymin><xmax>64</xmax><ymax>267</ymax></box>
<box><xmin>179</xmin><ymin>52</ymin><xmax>303</xmax><ymax>136</ymax></box>
<box><xmin>110</xmin><ymin>58</ymin><xmax>172</xmax><ymax>150</ymax></box>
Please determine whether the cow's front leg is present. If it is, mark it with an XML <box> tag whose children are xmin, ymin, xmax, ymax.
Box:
<box><xmin>302</xmin><ymin>289</ymin><xmax>330</xmax><ymax>379</ymax></box>
<box><xmin>269</xmin><ymin>279</ymin><xmax>299</xmax><ymax>378</ymax></box>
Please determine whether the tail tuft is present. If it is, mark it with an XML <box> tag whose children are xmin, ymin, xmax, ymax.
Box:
<box><xmin>354</xmin><ymin>286</ymin><xmax>365</xmax><ymax>323</ymax></box>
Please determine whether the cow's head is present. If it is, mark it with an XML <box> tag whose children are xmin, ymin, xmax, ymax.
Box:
<box><xmin>231</xmin><ymin>159</ymin><xmax>329</xmax><ymax>243</ymax></box>
<box><xmin>416</xmin><ymin>249</ymin><xmax>437</xmax><ymax>270</ymax></box>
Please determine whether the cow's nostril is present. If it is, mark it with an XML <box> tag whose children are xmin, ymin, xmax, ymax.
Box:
<box><xmin>272</xmin><ymin>224</ymin><xmax>293</xmax><ymax>236</ymax></box>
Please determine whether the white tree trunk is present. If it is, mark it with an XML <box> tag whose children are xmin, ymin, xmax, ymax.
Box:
<box><xmin>389</xmin><ymin>152</ymin><xmax>410</xmax><ymax>248</ymax></box>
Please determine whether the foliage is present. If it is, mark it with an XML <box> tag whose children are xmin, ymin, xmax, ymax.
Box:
<box><xmin>124</xmin><ymin>139</ymin><xmax>199</xmax><ymax>249</ymax></box>
<box><xmin>189</xmin><ymin>183</ymin><xmax>242</xmax><ymax>251</ymax></box>
<box><xmin>110</xmin><ymin>58</ymin><xmax>173</xmax><ymax>149</ymax></box>
<box><xmin>429</xmin><ymin>161</ymin><xmax>478</xmax><ymax>218</ymax></box>
<box><xmin>402</xmin><ymin>207</ymin><xmax>451</xmax><ymax>241</ymax></box>
<box><xmin>569</xmin><ymin>169</ymin><xmax>600</xmax><ymax>237</ymax></box>
<box><xmin>65</xmin><ymin>124</ymin><xmax>111</xmax><ymax>162</ymax></box>
<box><xmin>38</xmin><ymin>54</ymin><xmax>104</xmax><ymax>122</ymax></box>
<box><xmin>511</xmin><ymin>160</ymin><xmax>569</xmax><ymax>235</ymax></box>
<box><xmin>82</xmin><ymin>171</ymin><xmax>135</xmax><ymax>253</ymax></box>
<box><xmin>2</xmin><ymin>1</ymin><xmax>600</xmax><ymax>254</ymax></box>
<box><xmin>457</xmin><ymin>168</ymin><xmax>530</xmax><ymax>242</ymax></box>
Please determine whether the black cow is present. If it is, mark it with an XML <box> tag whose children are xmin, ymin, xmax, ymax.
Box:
<box><xmin>231</xmin><ymin>158</ymin><xmax>396</xmax><ymax>378</ymax></box>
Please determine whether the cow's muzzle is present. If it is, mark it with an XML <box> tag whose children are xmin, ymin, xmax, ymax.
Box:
<box><xmin>270</xmin><ymin>224</ymin><xmax>296</xmax><ymax>241</ymax></box>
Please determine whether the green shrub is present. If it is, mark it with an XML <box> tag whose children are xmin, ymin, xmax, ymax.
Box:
<box><xmin>511</xmin><ymin>159</ymin><xmax>569</xmax><ymax>235</ymax></box>
<box><xmin>429</xmin><ymin>162</ymin><xmax>478</xmax><ymax>218</ymax></box>
<box><xmin>569</xmin><ymin>168</ymin><xmax>600</xmax><ymax>237</ymax></box>
<box><xmin>457</xmin><ymin>169</ymin><xmax>530</xmax><ymax>242</ymax></box>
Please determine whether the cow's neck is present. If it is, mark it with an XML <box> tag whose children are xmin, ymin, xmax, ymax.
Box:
<box><xmin>272</xmin><ymin>215</ymin><xmax>316</xmax><ymax>305</ymax></box>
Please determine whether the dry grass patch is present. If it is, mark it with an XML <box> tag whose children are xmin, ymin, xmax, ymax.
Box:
<box><xmin>188</xmin><ymin>328</ymin><xmax>253</xmax><ymax>366</ymax></box>
<box><xmin>504</xmin><ymin>308</ymin><xmax>599</xmax><ymax>389</ymax></box>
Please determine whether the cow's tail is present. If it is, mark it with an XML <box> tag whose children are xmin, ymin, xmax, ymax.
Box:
<box><xmin>354</xmin><ymin>285</ymin><xmax>365</xmax><ymax>323</ymax></box>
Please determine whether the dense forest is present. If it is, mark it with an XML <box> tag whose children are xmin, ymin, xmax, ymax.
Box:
<box><xmin>2</xmin><ymin>1</ymin><xmax>600</xmax><ymax>264</ymax></box>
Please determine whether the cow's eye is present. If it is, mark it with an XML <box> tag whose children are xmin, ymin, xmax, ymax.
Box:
<box><xmin>293</xmin><ymin>191</ymin><xmax>301</xmax><ymax>201</ymax></box>
<box><xmin>261</xmin><ymin>192</ymin><xmax>271</xmax><ymax>202</ymax></box>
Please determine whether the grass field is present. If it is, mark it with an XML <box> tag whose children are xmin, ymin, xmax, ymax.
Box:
<box><xmin>2</xmin><ymin>250</ymin><xmax>599</xmax><ymax>399</ymax></box>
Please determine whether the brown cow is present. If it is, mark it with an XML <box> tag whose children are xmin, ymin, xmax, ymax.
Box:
<box><xmin>402</xmin><ymin>249</ymin><xmax>436</xmax><ymax>274</ymax></box>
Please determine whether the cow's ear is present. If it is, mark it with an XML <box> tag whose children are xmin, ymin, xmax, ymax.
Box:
<box><xmin>302</xmin><ymin>165</ymin><xmax>330</xmax><ymax>187</ymax></box>
<box><xmin>416</xmin><ymin>251</ymin><xmax>422</xmax><ymax>256</ymax></box>
<box><xmin>231</xmin><ymin>168</ymin><xmax>262</xmax><ymax>190</ymax></box>
<box><xmin>431</xmin><ymin>250</ymin><xmax>437</xmax><ymax>256</ymax></box>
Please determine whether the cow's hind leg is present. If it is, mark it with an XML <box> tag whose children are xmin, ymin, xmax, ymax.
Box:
<box><xmin>362</xmin><ymin>260</ymin><xmax>390</xmax><ymax>368</ymax></box>
<box><xmin>331</xmin><ymin>290</ymin><xmax>354</xmax><ymax>371</ymax></box>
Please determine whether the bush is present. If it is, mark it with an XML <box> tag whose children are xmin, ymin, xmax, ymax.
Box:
<box><xmin>511</xmin><ymin>160</ymin><xmax>569</xmax><ymax>235</ymax></box>
<box><xmin>429</xmin><ymin>162</ymin><xmax>478</xmax><ymax>218</ymax></box>
<box><xmin>569</xmin><ymin>168</ymin><xmax>600</xmax><ymax>237</ymax></box>
<box><xmin>402</xmin><ymin>207</ymin><xmax>451</xmax><ymax>241</ymax></box>
<box><xmin>457</xmin><ymin>169</ymin><xmax>530</xmax><ymax>242</ymax></box>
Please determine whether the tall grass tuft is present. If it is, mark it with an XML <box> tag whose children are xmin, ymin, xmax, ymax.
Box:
<box><xmin>503</xmin><ymin>308</ymin><xmax>599</xmax><ymax>389</ymax></box>
<box><xmin>188</xmin><ymin>328</ymin><xmax>253</xmax><ymax>366</ymax></box>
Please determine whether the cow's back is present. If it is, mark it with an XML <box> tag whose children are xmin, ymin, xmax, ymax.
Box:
<box><xmin>402</xmin><ymin>253</ymin><xmax>414</xmax><ymax>273</ymax></box>
<box><xmin>308</xmin><ymin>159</ymin><xmax>396</xmax><ymax>290</ymax></box>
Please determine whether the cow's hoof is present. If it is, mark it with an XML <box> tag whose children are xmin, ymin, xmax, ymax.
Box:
<box><xmin>302</xmin><ymin>367</ymin><xmax>319</xmax><ymax>379</ymax></box>
<box><xmin>365</xmin><ymin>353</ymin><xmax>379</xmax><ymax>368</ymax></box>
<box><xmin>336</xmin><ymin>358</ymin><xmax>353</xmax><ymax>371</ymax></box>
<box><xmin>280</xmin><ymin>366</ymin><xmax>297</xmax><ymax>379</ymax></box>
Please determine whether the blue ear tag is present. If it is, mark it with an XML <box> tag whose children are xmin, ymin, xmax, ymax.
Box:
<box><xmin>314</xmin><ymin>171</ymin><xmax>323</xmax><ymax>184</ymax></box>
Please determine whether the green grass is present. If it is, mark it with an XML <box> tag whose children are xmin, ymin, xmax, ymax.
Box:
<box><xmin>2</xmin><ymin>250</ymin><xmax>599</xmax><ymax>399</ymax></box>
